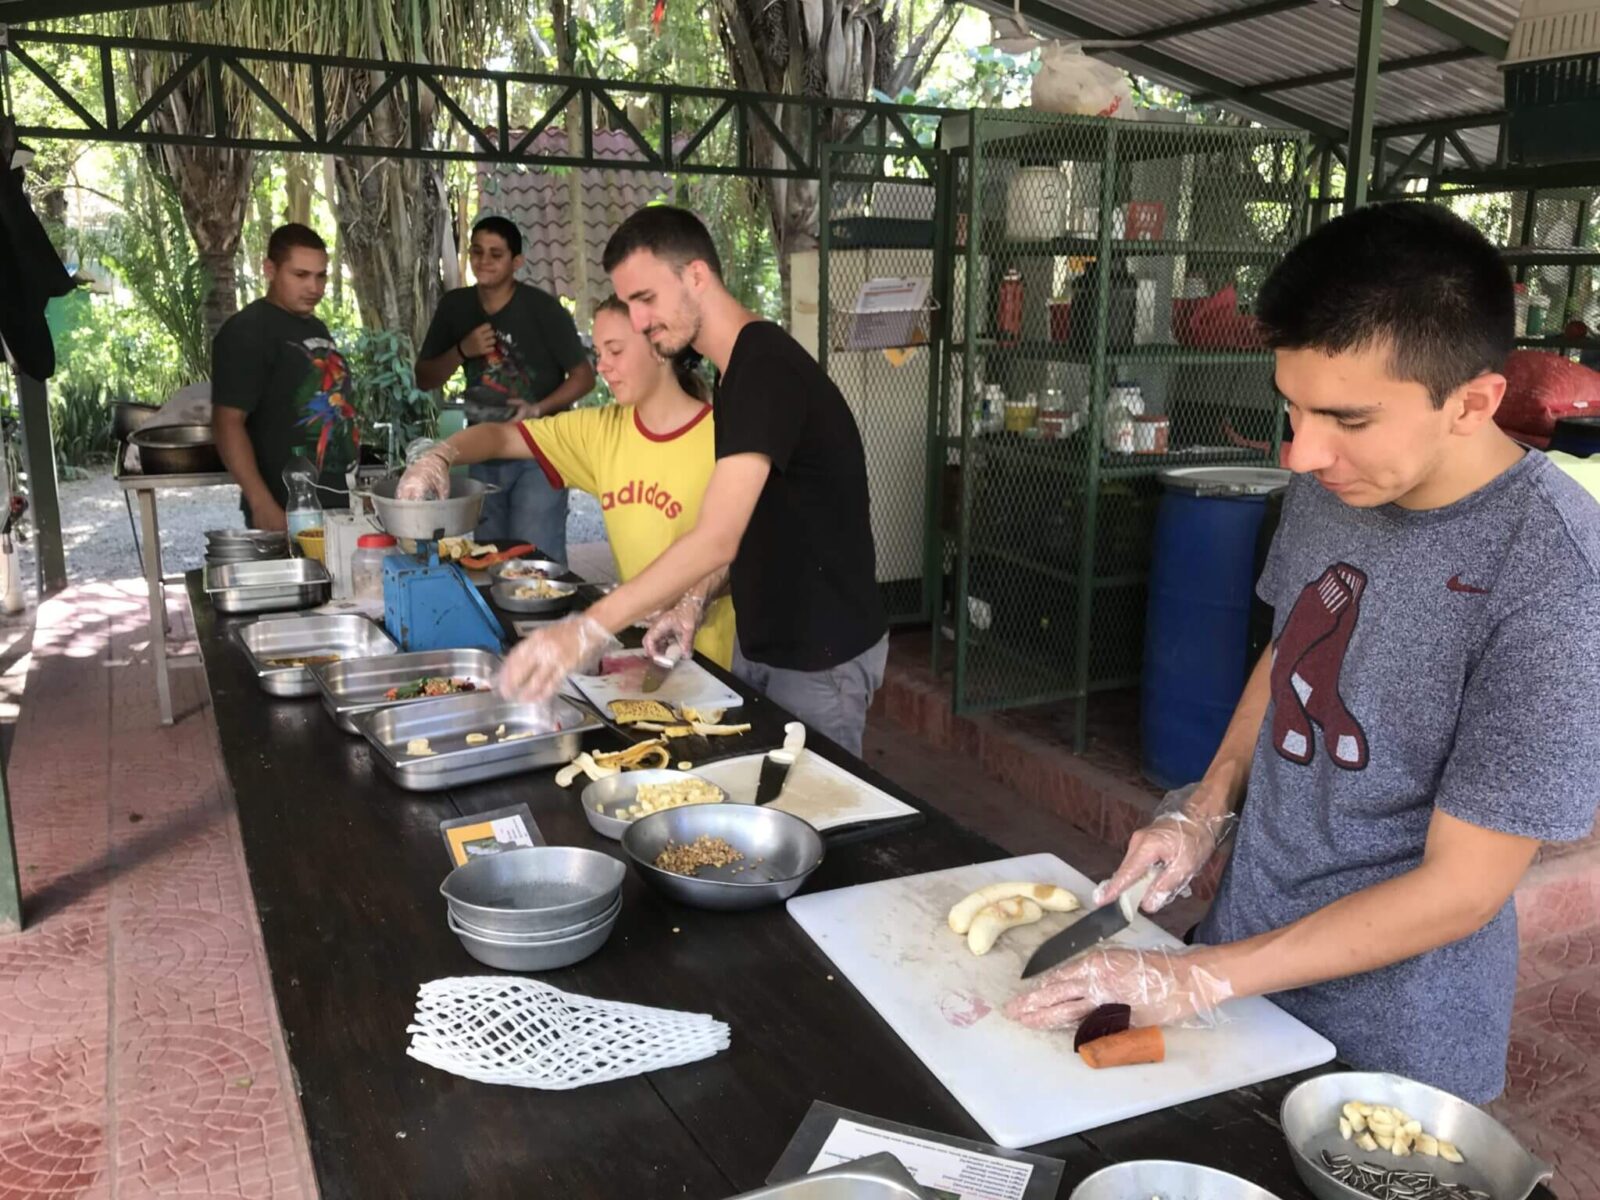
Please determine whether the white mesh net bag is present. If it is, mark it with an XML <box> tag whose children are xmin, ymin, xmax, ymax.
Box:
<box><xmin>406</xmin><ymin>976</ymin><xmax>731</xmax><ymax>1089</ymax></box>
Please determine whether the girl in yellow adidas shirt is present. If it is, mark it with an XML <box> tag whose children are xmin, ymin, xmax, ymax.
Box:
<box><xmin>398</xmin><ymin>296</ymin><xmax>735</xmax><ymax>667</ymax></box>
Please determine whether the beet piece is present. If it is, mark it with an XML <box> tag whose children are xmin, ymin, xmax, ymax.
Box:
<box><xmin>1073</xmin><ymin>1003</ymin><xmax>1132</xmax><ymax>1052</ymax></box>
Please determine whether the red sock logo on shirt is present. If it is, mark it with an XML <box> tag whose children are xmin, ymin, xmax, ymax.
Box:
<box><xmin>1270</xmin><ymin>562</ymin><xmax>1370</xmax><ymax>771</ymax></box>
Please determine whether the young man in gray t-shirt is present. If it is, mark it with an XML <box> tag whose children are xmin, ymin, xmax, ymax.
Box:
<box><xmin>1006</xmin><ymin>203</ymin><xmax>1600</xmax><ymax>1103</ymax></box>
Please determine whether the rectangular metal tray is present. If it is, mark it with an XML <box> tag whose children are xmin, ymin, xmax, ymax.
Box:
<box><xmin>353</xmin><ymin>691</ymin><xmax>600</xmax><ymax>792</ymax></box>
<box><xmin>205</xmin><ymin>558</ymin><xmax>331</xmax><ymax>614</ymax></box>
<box><xmin>233</xmin><ymin>614</ymin><xmax>398</xmax><ymax>698</ymax></box>
<box><xmin>312</xmin><ymin>648</ymin><xmax>504</xmax><ymax>734</ymax></box>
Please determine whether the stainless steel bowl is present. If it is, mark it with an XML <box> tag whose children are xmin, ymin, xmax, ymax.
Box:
<box><xmin>439</xmin><ymin>846</ymin><xmax>625</xmax><ymax>936</ymax></box>
<box><xmin>1281</xmin><ymin>1072</ymin><xmax>1552</xmax><ymax>1200</ymax></box>
<box><xmin>451</xmin><ymin>894</ymin><xmax>621</xmax><ymax>943</ymax></box>
<box><xmin>580</xmin><ymin>769</ymin><xmax>729</xmax><ymax>841</ymax></box>
<box><xmin>129</xmin><ymin>424</ymin><xmax>224</xmax><ymax>474</ymax></box>
<box><xmin>621</xmin><ymin>804</ymin><xmax>824</xmax><ymax>911</ymax></box>
<box><xmin>488</xmin><ymin>557</ymin><xmax>569</xmax><ymax>582</ymax></box>
<box><xmin>1069</xmin><ymin>1160</ymin><xmax>1286</xmax><ymax>1200</ymax></box>
<box><xmin>489</xmin><ymin>576</ymin><xmax>576</xmax><ymax>615</ymax></box>
<box><xmin>730</xmin><ymin>1154</ymin><xmax>931</xmax><ymax>1199</ymax></box>
<box><xmin>447</xmin><ymin>905</ymin><xmax>618</xmax><ymax>971</ymax></box>
<box><xmin>364</xmin><ymin>476</ymin><xmax>494</xmax><ymax>541</ymax></box>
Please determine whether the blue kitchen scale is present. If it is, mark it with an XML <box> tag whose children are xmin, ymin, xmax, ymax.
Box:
<box><xmin>381</xmin><ymin>537</ymin><xmax>506</xmax><ymax>653</ymax></box>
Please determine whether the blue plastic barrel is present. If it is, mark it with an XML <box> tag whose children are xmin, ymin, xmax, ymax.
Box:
<box><xmin>1141</xmin><ymin>466</ymin><xmax>1291</xmax><ymax>791</ymax></box>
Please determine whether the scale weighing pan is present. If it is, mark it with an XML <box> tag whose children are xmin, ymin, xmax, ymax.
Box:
<box><xmin>361</xmin><ymin>477</ymin><xmax>494</xmax><ymax>541</ymax></box>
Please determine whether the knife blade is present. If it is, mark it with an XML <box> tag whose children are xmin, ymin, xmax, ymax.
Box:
<box><xmin>641</xmin><ymin>643</ymin><xmax>683</xmax><ymax>693</ymax></box>
<box><xmin>754</xmin><ymin>749</ymin><xmax>796</xmax><ymax>806</ymax></box>
<box><xmin>1021</xmin><ymin>870</ymin><xmax>1155</xmax><ymax>979</ymax></box>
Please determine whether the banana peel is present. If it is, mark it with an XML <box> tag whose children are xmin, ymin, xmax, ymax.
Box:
<box><xmin>556</xmin><ymin>738</ymin><xmax>672</xmax><ymax>786</ymax></box>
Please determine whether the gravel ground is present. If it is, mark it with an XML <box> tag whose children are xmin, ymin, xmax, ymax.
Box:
<box><xmin>15</xmin><ymin>466</ymin><xmax>607</xmax><ymax>590</ymax></box>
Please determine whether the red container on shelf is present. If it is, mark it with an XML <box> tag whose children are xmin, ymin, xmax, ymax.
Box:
<box><xmin>998</xmin><ymin>268</ymin><xmax>1024</xmax><ymax>346</ymax></box>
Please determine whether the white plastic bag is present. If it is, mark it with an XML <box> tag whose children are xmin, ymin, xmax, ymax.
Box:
<box><xmin>1032</xmin><ymin>42</ymin><xmax>1136</xmax><ymax>119</ymax></box>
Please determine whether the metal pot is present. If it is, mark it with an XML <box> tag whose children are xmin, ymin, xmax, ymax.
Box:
<box><xmin>113</xmin><ymin>401</ymin><xmax>160</xmax><ymax>443</ymax></box>
<box><xmin>362</xmin><ymin>477</ymin><xmax>495</xmax><ymax>541</ymax></box>
<box><xmin>129</xmin><ymin>424</ymin><xmax>224</xmax><ymax>475</ymax></box>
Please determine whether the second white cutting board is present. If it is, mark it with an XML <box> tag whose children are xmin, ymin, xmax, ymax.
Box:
<box><xmin>787</xmin><ymin>853</ymin><xmax>1335</xmax><ymax>1149</ymax></box>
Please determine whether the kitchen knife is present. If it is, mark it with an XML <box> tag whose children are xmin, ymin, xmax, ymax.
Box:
<box><xmin>1020</xmin><ymin>870</ymin><xmax>1155</xmax><ymax>979</ymax></box>
<box><xmin>754</xmin><ymin>748</ymin><xmax>796</xmax><ymax>806</ymax></box>
<box><xmin>641</xmin><ymin>643</ymin><xmax>683</xmax><ymax>693</ymax></box>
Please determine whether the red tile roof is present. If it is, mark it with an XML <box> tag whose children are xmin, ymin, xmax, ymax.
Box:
<box><xmin>477</xmin><ymin>128</ymin><xmax>677</xmax><ymax>313</ymax></box>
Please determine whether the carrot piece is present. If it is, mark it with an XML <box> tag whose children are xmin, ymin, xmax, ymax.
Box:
<box><xmin>1078</xmin><ymin>1025</ymin><xmax>1165</xmax><ymax>1069</ymax></box>
<box><xmin>461</xmin><ymin>544</ymin><xmax>535</xmax><ymax>570</ymax></box>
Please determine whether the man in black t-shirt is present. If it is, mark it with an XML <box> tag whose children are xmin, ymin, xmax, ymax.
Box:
<box><xmin>496</xmin><ymin>206</ymin><xmax>888</xmax><ymax>754</ymax></box>
<box><xmin>212</xmin><ymin>223</ymin><xmax>357</xmax><ymax>530</ymax></box>
<box><xmin>417</xmin><ymin>216</ymin><xmax>595</xmax><ymax>561</ymax></box>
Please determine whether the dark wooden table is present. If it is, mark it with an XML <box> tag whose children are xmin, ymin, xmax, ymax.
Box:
<box><xmin>188</xmin><ymin>572</ymin><xmax>1323</xmax><ymax>1200</ymax></box>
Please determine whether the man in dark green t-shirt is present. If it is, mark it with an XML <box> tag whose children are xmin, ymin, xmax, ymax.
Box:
<box><xmin>212</xmin><ymin>223</ymin><xmax>357</xmax><ymax>530</ymax></box>
<box><xmin>417</xmin><ymin>216</ymin><xmax>594</xmax><ymax>562</ymax></box>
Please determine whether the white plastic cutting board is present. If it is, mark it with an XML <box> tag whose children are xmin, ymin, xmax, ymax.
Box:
<box><xmin>787</xmin><ymin>853</ymin><xmax>1335</xmax><ymax>1149</ymax></box>
<box><xmin>693</xmin><ymin>751</ymin><xmax>919</xmax><ymax>833</ymax></box>
<box><xmin>568</xmin><ymin>648</ymin><xmax>743</xmax><ymax>713</ymax></box>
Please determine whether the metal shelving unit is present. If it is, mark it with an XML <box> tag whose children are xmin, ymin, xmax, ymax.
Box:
<box><xmin>933</xmin><ymin>110</ymin><xmax>1306</xmax><ymax>746</ymax></box>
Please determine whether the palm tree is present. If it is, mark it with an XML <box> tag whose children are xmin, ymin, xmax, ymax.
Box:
<box><xmin>121</xmin><ymin>0</ymin><xmax>517</xmax><ymax>346</ymax></box>
<box><xmin>716</xmin><ymin>0</ymin><xmax>960</xmax><ymax>289</ymax></box>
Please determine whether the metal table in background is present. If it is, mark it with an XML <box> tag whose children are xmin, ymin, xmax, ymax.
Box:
<box><xmin>116</xmin><ymin>469</ymin><xmax>235</xmax><ymax>725</ymax></box>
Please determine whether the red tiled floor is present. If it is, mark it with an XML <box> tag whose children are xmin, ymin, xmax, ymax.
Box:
<box><xmin>0</xmin><ymin>582</ymin><xmax>316</xmax><ymax>1199</ymax></box>
<box><xmin>1515</xmin><ymin>967</ymin><xmax>1600</xmax><ymax>1058</ymax></box>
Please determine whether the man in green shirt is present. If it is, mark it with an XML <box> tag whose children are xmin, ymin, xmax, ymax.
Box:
<box><xmin>417</xmin><ymin>216</ymin><xmax>595</xmax><ymax>562</ymax></box>
<box><xmin>212</xmin><ymin>223</ymin><xmax>357</xmax><ymax>530</ymax></box>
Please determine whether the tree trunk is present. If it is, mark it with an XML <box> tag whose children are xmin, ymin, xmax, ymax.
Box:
<box><xmin>551</xmin><ymin>0</ymin><xmax>592</xmax><ymax>311</ymax></box>
<box><xmin>717</xmin><ymin>0</ymin><xmax>958</xmax><ymax>295</ymax></box>
<box><xmin>198</xmin><ymin>249</ymin><xmax>239</xmax><ymax>346</ymax></box>
<box><xmin>131</xmin><ymin>53</ymin><xmax>253</xmax><ymax>342</ymax></box>
<box><xmin>328</xmin><ymin>79</ymin><xmax>443</xmax><ymax>346</ymax></box>
<box><xmin>285</xmin><ymin>157</ymin><xmax>314</xmax><ymax>225</ymax></box>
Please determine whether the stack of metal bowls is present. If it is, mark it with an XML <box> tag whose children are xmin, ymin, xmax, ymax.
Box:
<box><xmin>205</xmin><ymin>528</ymin><xmax>289</xmax><ymax>568</ymax></box>
<box><xmin>439</xmin><ymin>846</ymin><xmax>625</xmax><ymax>971</ymax></box>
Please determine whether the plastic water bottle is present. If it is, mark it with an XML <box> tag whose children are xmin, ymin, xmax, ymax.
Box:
<box><xmin>283</xmin><ymin>458</ymin><xmax>324</xmax><ymax>551</ymax></box>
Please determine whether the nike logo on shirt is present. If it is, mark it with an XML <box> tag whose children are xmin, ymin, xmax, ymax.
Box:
<box><xmin>1446</xmin><ymin>575</ymin><xmax>1489</xmax><ymax>595</ymax></box>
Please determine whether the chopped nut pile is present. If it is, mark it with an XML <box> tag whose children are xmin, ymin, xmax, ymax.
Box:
<box><xmin>654</xmin><ymin>835</ymin><xmax>744</xmax><ymax>876</ymax></box>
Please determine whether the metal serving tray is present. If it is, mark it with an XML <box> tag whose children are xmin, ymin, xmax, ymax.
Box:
<box><xmin>353</xmin><ymin>691</ymin><xmax>600</xmax><ymax>792</ymax></box>
<box><xmin>233</xmin><ymin>614</ymin><xmax>397</xmax><ymax>698</ymax></box>
<box><xmin>204</xmin><ymin>558</ymin><xmax>331</xmax><ymax>614</ymax></box>
<box><xmin>311</xmin><ymin>648</ymin><xmax>503</xmax><ymax>734</ymax></box>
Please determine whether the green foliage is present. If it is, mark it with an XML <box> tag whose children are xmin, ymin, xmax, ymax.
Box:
<box><xmin>48</xmin><ymin>377</ymin><xmax>118</xmax><ymax>470</ymax></box>
<box><xmin>342</xmin><ymin>327</ymin><xmax>438</xmax><ymax>465</ymax></box>
<box><xmin>82</xmin><ymin>161</ymin><xmax>211</xmax><ymax>384</ymax></box>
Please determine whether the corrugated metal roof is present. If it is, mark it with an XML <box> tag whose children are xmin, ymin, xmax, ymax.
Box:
<box><xmin>985</xmin><ymin>0</ymin><xmax>1513</xmax><ymax>177</ymax></box>
<box><xmin>1428</xmin><ymin>0</ymin><xmax>1520</xmax><ymax>39</ymax></box>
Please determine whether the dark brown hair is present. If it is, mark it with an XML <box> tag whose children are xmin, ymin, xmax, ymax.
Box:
<box><xmin>266</xmin><ymin>223</ymin><xmax>327</xmax><ymax>264</ymax></box>
<box><xmin>594</xmin><ymin>294</ymin><xmax>710</xmax><ymax>402</ymax></box>
<box><xmin>601</xmin><ymin>205</ymin><xmax>722</xmax><ymax>279</ymax></box>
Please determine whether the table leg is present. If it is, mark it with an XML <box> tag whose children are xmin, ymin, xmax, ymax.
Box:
<box><xmin>137</xmin><ymin>488</ymin><xmax>173</xmax><ymax>726</ymax></box>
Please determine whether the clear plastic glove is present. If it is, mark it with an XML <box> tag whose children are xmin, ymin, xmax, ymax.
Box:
<box><xmin>1093</xmin><ymin>782</ymin><xmax>1238</xmax><ymax>913</ymax></box>
<box><xmin>1004</xmin><ymin>946</ymin><xmax>1234</xmax><ymax>1030</ymax></box>
<box><xmin>396</xmin><ymin>439</ymin><xmax>458</xmax><ymax>500</ymax></box>
<box><xmin>642</xmin><ymin>592</ymin><xmax>707</xmax><ymax>664</ymax></box>
<box><xmin>496</xmin><ymin>614</ymin><xmax>615</xmax><ymax>705</ymax></box>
